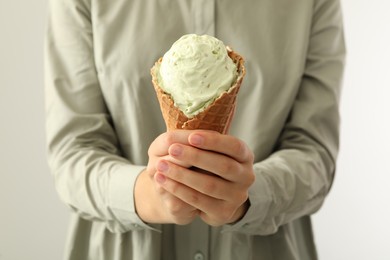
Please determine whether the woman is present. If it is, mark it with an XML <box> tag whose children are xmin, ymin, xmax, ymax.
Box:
<box><xmin>45</xmin><ymin>0</ymin><xmax>345</xmax><ymax>259</ymax></box>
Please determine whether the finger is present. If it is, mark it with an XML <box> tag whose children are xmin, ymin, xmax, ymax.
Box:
<box><xmin>168</xmin><ymin>144</ymin><xmax>243</xmax><ymax>182</ymax></box>
<box><xmin>149</xmin><ymin>130</ymin><xmax>193</xmax><ymax>157</ymax></box>
<box><xmin>154</xmin><ymin>173</ymin><xmax>200</xmax><ymax>221</ymax></box>
<box><xmin>158</xmin><ymin>154</ymin><xmax>192</xmax><ymax>169</ymax></box>
<box><xmin>187</xmin><ymin>131</ymin><xmax>254</xmax><ymax>163</ymax></box>
<box><xmin>157</xmin><ymin>173</ymin><xmax>241</xmax><ymax>226</ymax></box>
<box><xmin>156</xmin><ymin>160</ymin><xmax>234</xmax><ymax>200</ymax></box>
<box><xmin>156</xmin><ymin>170</ymin><xmax>223</xmax><ymax>215</ymax></box>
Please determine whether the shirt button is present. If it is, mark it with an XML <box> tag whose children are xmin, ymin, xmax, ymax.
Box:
<box><xmin>194</xmin><ymin>252</ymin><xmax>204</xmax><ymax>260</ymax></box>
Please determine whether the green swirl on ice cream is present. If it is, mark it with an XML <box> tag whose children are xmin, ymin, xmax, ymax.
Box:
<box><xmin>157</xmin><ymin>34</ymin><xmax>238</xmax><ymax>117</ymax></box>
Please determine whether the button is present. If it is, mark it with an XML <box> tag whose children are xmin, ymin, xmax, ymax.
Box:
<box><xmin>194</xmin><ymin>252</ymin><xmax>204</xmax><ymax>260</ymax></box>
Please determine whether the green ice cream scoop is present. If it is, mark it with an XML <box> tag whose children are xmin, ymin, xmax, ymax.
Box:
<box><xmin>157</xmin><ymin>34</ymin><xmax>238</xmax><ymax>118</ymax></box>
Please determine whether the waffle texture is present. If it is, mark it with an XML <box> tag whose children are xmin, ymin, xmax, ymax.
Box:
<box><xmin>151</xmin><ymin>48</ymin><xmax>246</xmax><ymax>134</ymax></box>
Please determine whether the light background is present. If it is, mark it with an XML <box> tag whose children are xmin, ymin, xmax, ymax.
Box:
<box><xmin>313</xmin><ymin>1</ymin><xmax>390</xmax><ymax>259</ymax></box>
<box><xmin>0</xmin><ymin>0</ymin><xmax>389</xmax><ymax>259</ymax></box>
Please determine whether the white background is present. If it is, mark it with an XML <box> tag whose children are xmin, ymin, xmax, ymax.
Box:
<box><xmin>0</xmin><ymin>0</ymin><xmax>389</xmax><ymax>259</ymax></box>
<box><xmin>313</xmin><ymin>1</ymin><xmax>390</xmax><ymax>259</ymax></box>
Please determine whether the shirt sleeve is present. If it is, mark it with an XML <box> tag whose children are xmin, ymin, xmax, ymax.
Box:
<box><xmin>44</xmin><ymin>0</ymin><xmax>156</xmax><ymax>233</ymax></box>
<box><xmin>223</xmin><ymin>0</ymin><xmax>346</xmax><ymax>235</ymax></box>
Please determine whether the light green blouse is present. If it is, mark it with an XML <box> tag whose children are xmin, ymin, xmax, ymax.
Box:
<box><xmin>44</xmin><ymin>0</ymin><xmax>345</xmax><ymax>259</ymax></box>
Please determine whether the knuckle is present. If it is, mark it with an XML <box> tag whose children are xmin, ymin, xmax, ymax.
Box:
<box><xmin>235</xmin><ymin>139</ymin><xmax>254</xmax><ymax>163</ymax></box>
<box><xmin>164</xmin><ymin>132</ymin><xmax>175</xmax><ymax>146</ymax></box>
<box><xmin>155</xmin><ymin>186</ymin><xmax>165</xmax><ymax>195</ymax></box>
<box><xmin>203</xmin><ymin>181</ymin><xmax>217</xmax><ymax>194</ymax></box>
<box><xmin>219</xmin><ymin>205</ymin><xmax>235</xmax><ymax>223</ymax></box>
<box><xmin>173</xmin><ymin>218</ymin><xmax>191</xmax><ymax>226</ymax></box>
<box><xmin>187</xmin><ymin>191</ymin><xmax>200</xmax><ymax>205</ymax></box>
<box><xmin>147</xmin><ymin>142</ymin><xmax>157</xmax><ymax>157</ymax></box>
<box><xmin>234</xmin><ymin>139</ymin><xmax>246</xmax><ymax>156</ymax></box>
<box><xmin>246</xmin><ymin>171</ymin><xmax>256</xmax><ymax>186</ymax></box>
<box><xmin>207</xmin><ymin>220</ymin><xmax>222</xmax><ymax>227</ymax></box>
<box><xmin>221</xmin><ymin>160</ymin><xmax>238</xmax><ymax>174</ymax></box>
<box><xmin>190</xmin><ymin>148</ymin><xmax>202</xmax><ymax>163</ymax></box>
<box><xmin>166</xmin><ymin>199</ymin><xmax>182</xmax><ymax>215</ymax></box>
<box><xmin>169</xmin><ymin>181</ymin><xmax>180</xmax><ymax>195</ymax></box>
<box><xmin>167</xmin><ymin>165</ymin><xmax>182</xmax><ymax>181</ymax></box>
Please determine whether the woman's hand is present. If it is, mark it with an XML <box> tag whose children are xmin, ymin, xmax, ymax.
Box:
<box><xmin>154</xmin><ymin>130</ymin><xmax>255</xmax><ymax>226</ymax></box>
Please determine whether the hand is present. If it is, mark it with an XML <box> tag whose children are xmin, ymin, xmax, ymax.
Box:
<box><xmin>155</xmin><ymin>130</ymin><xmax>255</xmax><ymax>226</ymax></box>
<box><xmin>134</xmin><ymin>131</ymin><xmax>200</xmax><ymax>225</ymax></box>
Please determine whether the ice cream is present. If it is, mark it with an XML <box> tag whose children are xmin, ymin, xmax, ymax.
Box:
<box><xmin>156</xmin><ymin>34</ymin><xmax>239</xmax><ymax>117</ymax></box>
<box><xmin>151</xmin><ymin>34</ymin><xmax>245</xmax><ymax>134</ymax></box>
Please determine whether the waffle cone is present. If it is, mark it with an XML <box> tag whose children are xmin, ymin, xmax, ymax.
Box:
<box><xmin>151</xmin><ymin>48</ymin><xmax>245</xmax><ymax>134</ymax></box>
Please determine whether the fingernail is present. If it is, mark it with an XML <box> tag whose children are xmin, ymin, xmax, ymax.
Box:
<box><xmin>190</xmin><ymin>134</ymin><xmax>204</xmax><ymax>146</ymax></box>
<box><xmin>156</xmin><ymin>173</ymin><xmax>166</xmax><ymax>184</ymax></box>
<box><xmin>157</xmin><ymin>161</ymin><xmax>169</xmax><ymax>172</ymax></box>
<box><xmin>170</xmin><ymin>145</ymin><xmax>182</xmax><ymax>156</ymax></box>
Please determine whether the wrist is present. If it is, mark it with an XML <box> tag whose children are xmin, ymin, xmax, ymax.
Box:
<box><xmin>134</xmin><ymin>169</ymin><xmax>162</xmax><ymax>223</ymax></box>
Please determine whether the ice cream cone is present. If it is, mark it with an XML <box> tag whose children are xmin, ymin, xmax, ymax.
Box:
<box><xmin>151</xmin><ymin>47</ymin><xmax>245</xmax><ymax>134</ymax></box>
